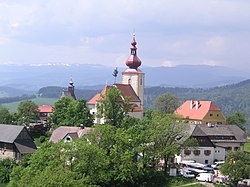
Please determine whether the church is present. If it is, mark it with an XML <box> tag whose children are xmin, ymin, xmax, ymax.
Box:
<box><xmin>87</xmin><ymin>34</ymin><xmax>145</xmax><ymax>124</ymax></box>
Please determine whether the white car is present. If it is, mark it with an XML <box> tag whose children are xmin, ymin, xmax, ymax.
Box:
<box><xmin>196</xmin><ymin>173</ymin><xmax>214</xmax><ymax>182</ymax></box>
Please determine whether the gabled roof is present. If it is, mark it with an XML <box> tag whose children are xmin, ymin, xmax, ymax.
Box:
<box><xmin>87</xmin><ymin>93</ymin><xmax>101</xmax><ymax>105</ymax></box>
<box><xmin>0</xmin><ymin>124</ymin><xmax>24</xmax><ymax>143</ymax></box>
<box><xmin>38</xmin><ymin>105</ymin><xmax>54</xmax><ymax>113</ymax></box>
<box><xmin>189</xmin><ymin>124</ymin><xmax>247</xmax><ymax>143</ymax></box>
<box><xmin>175</xmin><ymin>100</ymin><xmax>221</xmax><ymax>120</ymax></box>
<box><xmin>198</xmin><ymin>124</ymin><xmax>247</xmax><ymax>142</ymax></box>
<box><xmin>49</xmin><ymin>126</ymin><xmax>91</xmax><ymax>143</ymax></box>
<box><xmin>87</xmin><ymin>84</ymin><xmax>141</xmax><ymax>105</ymax></box>
<box><xmin>114</xmin><ymin>84</ymin><xmax>140</xmax><ymax>102</ymax></box>
<box><xmin>14</xmin><ymin>139</ymin><xmax>37</xmax><ymax>153</ymax></box>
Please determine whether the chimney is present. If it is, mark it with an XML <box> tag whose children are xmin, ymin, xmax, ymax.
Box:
<box><xmin>195</xmin><ymin>101</ymin><xmax>199</xmax><ymax>110</ymax></box>
<box><xmin>80</xmin><ymin>124</ymin><xmax>85</xmax><ymax>129</ymax></box>
<box><xmin>190</xmin><ymin>100</ymin><xmax>193</xmax><ymax>109</ymax></box>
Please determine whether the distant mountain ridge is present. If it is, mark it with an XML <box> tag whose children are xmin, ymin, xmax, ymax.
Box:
<box><xmin>0</xmin><ymin>64</ymin><xmax>249</xmax><ymax>91</ymax></box>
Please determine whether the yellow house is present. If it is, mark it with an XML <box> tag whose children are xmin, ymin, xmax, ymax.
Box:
<box><xmin>175</xmin><ymin>100</ymin><xmax>226</xmax><ymax>125</ymax></box>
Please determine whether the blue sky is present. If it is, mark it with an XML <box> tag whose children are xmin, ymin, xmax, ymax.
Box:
<box><xmin>0</xmin><ymin>0</ymin><xmax>250</xmax><ymax>70</ymax></box>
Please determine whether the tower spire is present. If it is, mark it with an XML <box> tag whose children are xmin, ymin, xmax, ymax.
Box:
<box><xmin>125</xmin><ymin>33</ymin><xmax>142</xmax><ymax>69</ymax></box>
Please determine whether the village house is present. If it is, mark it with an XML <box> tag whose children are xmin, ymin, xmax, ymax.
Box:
<box><xmin>38</xmin><ymin>105</ymin><xmax>53</xmax><ymax>122</ymax></box>
<box><xmin>49</xmin><ymin>126</ymin><xmax>91</xmax><ymax>143</ymax></box>
<box><xmin>177</xmin><ymin>123</ymin><xmax>247</xmax><ymax>165</ymax></box>
<box><xmin>0</xmin><ymin>124</ymin><xmax>37</xmax><ymax>161</ymax></box>
<box><xmin>87</xmin><ymin>34</ymin><xmax>144</xmax><ymax>124</ymax></box>
<box><xmin>175</xmin><ymin>100</ymin><xmax>226</xmax><ymax>125</ymax></box>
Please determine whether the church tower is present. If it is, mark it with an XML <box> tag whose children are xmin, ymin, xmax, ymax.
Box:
<box><xmin>62</xmin><ymin>78</ymin><xmax>76</xmax><ymax>100</ymax></box>
<box><xmin>122</xmin><ymin>34</ymin><xmax>145</xmax><ymax>109</ymax></box>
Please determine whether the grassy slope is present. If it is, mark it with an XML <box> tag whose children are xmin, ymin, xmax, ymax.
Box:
<box><xmin>244</xmin><ymin>137</ymin><xmax>250</xmax><ymax>152</ymax></box>
<box><xmin>2</xmin><ymin>97</ymin><xmax>58</xmax><ymax>112</ymax></box>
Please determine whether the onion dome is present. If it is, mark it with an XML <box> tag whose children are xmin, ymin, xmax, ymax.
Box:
<box><xmin>69</xmin><ymin>78</ymin><xmax>74</xmax><ymax>87</ymax></box>
<box><xmin>125</xmin><ymin>34</ymin><xmax>142</xmax><ymax>69</ymax></box>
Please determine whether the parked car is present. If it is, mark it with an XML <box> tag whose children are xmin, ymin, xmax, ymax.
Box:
<box><xmin>211</xmin><ymin>161</ymin><xmax>224</xmax><ymax>169</ymax></box>
<box><xmin>238</xmin><ymin>179</ymin><xmax>250</xmax><ymax>187</ymax></box>
<box><xmin>196</xmin><ymin>173</ymin><xmax>214</xmax><ymax>182</ymax></box>
<box><xmin>180</xmin><ymin>168</ymin><xmax>195</xmax><ymax>178</ymax></box>
<box><xmin>213</xmin><ymin>175</ymin><xmax>230</xmax><ymax>184</ymax></box>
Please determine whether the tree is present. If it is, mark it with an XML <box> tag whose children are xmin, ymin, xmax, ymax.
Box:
<box><xmin>0</xmin><ymin>158</ymin><xmax>16</xmax><ymax>184</ymax></box>
<box><xmin>0</xmin><ymin>106</ymin><xmax>12</xmax><ymax>124</ymax></box>
<box><xmin>146</xmin><ymin>113</ymin><xmax>189</xmax><ymax>175</ymax></box>
<box><xmin>8</xmin><ymin>140</ymin><xmax>110</xmax><ymax>187</ymax></box>
<box><xmin>97</xmin><ymin>87</ymin><xmax>133</xmax><ymax>127</ymax></box>
<box><xmin>112</xmin><ymin>67</ymin><xmax>118</xmax><ymax>83</ymax></box>
<box><xmin>15</xmin><ymin>100</ymin><xmax>39</xmax><ymax>125</ymax></box>
<box><xmin>127</xmin><ymin>112</ymin><xmax>190</xmax><ymax>176</ymax></box>
<box><xmin>220</xmin><ymin>151</ymin><xmax>250</xmax><ymax>186</ymax></box>
<box><xmin>49</xmin><ymin>97</ymin><xmax>93</xmax><ymax>128</ymax></box>
<box><xmin>226</xmin><ymin>111</ymin><xmax>247</xmax><ymax>131</ymax></box>
<box><xmin>154</xmin><ymin>93</ymin><xmax>179</xmax><ymax>113</ymax></box>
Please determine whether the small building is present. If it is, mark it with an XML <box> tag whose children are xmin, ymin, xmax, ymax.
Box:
<box><xmin>178</xmin><ymin>124</ymin><xmax>247</xmax><ymax>165</ymax></box>
<box><xmin>175</xmin><ymin>100</ymin><xmax>226</xmax><ymax>125</ymax></box>
<box><xmin>0</xmin><ymin>124</ymin><xmax>37</xmax><ymax>161</ymax></box>
<box><xmin>38</xmin><ymin>105</ymin><xmax>53</xmax><ymax>122</ymax></box>
<box><xmin>49</xmin><ymin>126</ymin><xmax>91</xmax><ymax>143</ymax></box>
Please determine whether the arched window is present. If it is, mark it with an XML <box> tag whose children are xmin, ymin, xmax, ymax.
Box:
<box><xmin>193</xmin><ymin>150</ymin><xmax>200</xmax><ymax>156</ymax></box>
<box><xmin>184</xmin><ymin>149</ymin><xmax>191</xmax><ymax>156</ymax></box>
<box><xmin>204</xmin><ymin>150</ymin><xmax>211</xmax><ymax>156</ymax></box>
<box><xmin>128</xmin><ymin>78</ymin><xmax>131</xmax><ymax>85</ymax></box>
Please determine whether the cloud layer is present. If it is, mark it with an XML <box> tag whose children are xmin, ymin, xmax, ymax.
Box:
<box><xmin>0</xmin><ymin>0</ymin><xmax>250</xmax><ymax>70</ymax></box>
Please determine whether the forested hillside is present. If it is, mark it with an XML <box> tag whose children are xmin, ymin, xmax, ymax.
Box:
<box><xmin>38</xmin><ymin>79</ymin><xmax>250</xmax><ymax>119</ymax></box>
<box><xmin>145</xmin><ymin>79</ymin><xmax>250</xmax><ymax>118</ymax></box>
<box><xmin>38</xmin><ymin>86</ymin><xmax>99</xmax><ymax>100</ymax></box>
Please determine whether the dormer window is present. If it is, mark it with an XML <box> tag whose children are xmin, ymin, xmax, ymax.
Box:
<box><xmin>64</xmin><ymin>136</ymin><xmax>72</xmax><ymax>142</ymax></box>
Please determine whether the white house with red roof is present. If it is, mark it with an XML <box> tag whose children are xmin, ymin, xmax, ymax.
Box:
<box><xmin>175</xmin><ymin>100</ymin><xmax>226</xmax><ymax>125</ymax></box>
<box><xmin>87</xmin><ymin>34</ymin><xmax>144</xmax><ymax>124</ymax></box>
<box><xmin>38</xmin><ymin>105</ymin><xmax>54</xmax><ymax>122</ymax></box>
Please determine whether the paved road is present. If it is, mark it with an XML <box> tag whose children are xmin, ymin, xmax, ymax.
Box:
<box><xmin>180</xmin><ymin>182</ymin><xmax>215</xmax><ymax>187</ymax></box>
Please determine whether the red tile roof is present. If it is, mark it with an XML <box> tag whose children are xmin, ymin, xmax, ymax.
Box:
<box><xmin>38</xmin><ymin>105</ymin><xmax>53</xmax><ymax>113</ymax></box>
<box><xmin>114</xmin><ymin>84</ymin><xmax>140</xmax><ymax>102</ymax></box>
<box><xmin>87</xmin><ymin>84</ymin><xmax>140</xmax><ymax>105</ymax></box>
<box><xmin>175</xmin><ymin>100</ymin><xmax>221</xmax><ymax>120</ymax></box>
<box><xmin>87</xmin><ymin>93</ymin><xmax>101</xmax><ymax>105</ymax></box>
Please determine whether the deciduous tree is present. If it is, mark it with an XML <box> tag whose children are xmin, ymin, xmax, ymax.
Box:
<box><xmin>154</xmin><ymin>93</ymin><xmax>179</xmax><ymax>113</ymax></box>
<box><xmin>97</xmin><ymin>87</ymin><xmax>133</xmax><ymax>127</ymax></box>
<box><xmin>16</xmin><ymin>100</ymin><xmax>39</xmax><ymax>125</ymax></box>
<box><xmin>0</xmin><ymin>106</ymin><xmax>12</xmax><ymax>124</ymax></box>
<box><xmin>49</xmin><ymin>97</ymin><xmax>93</xmax><ymax>128</ymax></box>
<box><xmin>226</xmin><ymin>111</ymin><xmax>247</xmax><ymax>131</ymax></box>
<box><xmin>220</xmin><ymin>151</ymin><xmax>250</xmax><ymax>186</ymax></box>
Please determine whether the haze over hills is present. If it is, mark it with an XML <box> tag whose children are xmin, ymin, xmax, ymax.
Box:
<box><xmin>0</xmin><ymin>64</ymin><xmax>249</xmax><ymax>91</ymax></box>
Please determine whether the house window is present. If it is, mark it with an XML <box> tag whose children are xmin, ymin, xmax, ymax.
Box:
<box><xmin>217</xmin><ymin>114</ymin><xmax>219</xmax><ymax>117</ymax></box>
<box><xmin>184</xmin><ymin>149</ymin><xmax>191</xmax><ymax>156</ymax></box>
<box><xmin>128</xmin><ymin>78</ymin><xmax>131</xmax><ymax>84</ymax></box>
<box><xmin>210</xmin><ymin>114</ymin><xmax>213</xmax><ymax>116</ymax></box>
<box><xmin>193</xmin><ymin>150</ymin><xmax>200</xmax><ymax>156</ymax></box>
<box><xmin>225</xmin><ymin>147</ymin><xmax>232</xmax><ymax>151</ymax></box>
<box><xmin>140</xmin><ymin>78</ymin><xmax>142</xmax><ymax>85</ymax></box>
<box><xmin>204</xmin><ymin>150</ymin><xmax>211</xmax><ymax>156</ymax></box>
<box><xmin>234</xmin><ymin>147</ymin><xmax>240</xmax><ymax>151</ymax></box>
<box><xmin>205</xmin><ymin>160</ymin><xmax>208</xmax><ymax>164</ymax></box>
